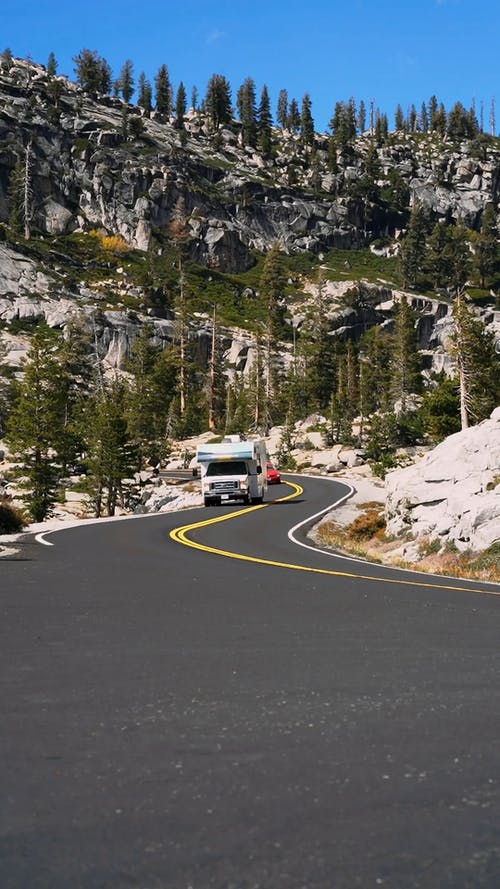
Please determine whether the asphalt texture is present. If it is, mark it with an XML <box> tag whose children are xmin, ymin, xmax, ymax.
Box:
<box><xmin>2</xmin><ymin>475</ymin><xmax>500</xmax><ymax>889</ymax></box>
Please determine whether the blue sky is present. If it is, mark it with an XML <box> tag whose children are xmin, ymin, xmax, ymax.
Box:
<box><xmin>2</xmin><ymin>0</ymin><xmax>499</xmax><ymax>132</ymax></box>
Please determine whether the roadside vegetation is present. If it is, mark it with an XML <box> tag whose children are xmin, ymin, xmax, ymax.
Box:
<box><xmin>316</xmin><ymin>505</ymin><xmax>500</xmax><ymax>585</ymax></box>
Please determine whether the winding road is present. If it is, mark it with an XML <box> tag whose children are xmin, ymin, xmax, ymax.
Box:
<box><xmin>2</xmin><ymin>475</ymin><xmax>500</xmax><ymax>888</ymax></box>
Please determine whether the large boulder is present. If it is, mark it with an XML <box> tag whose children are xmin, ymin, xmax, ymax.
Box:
<box><xmin>385</xmin><ymin>408</ymin><xmax>500</xmax><ymax>551</ymax></box>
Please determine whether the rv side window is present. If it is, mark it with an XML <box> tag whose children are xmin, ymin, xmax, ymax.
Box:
<box><xmin>206</xmin><ymin>461</ymin><xmax>247</xmax><ymax>476</ymax></box>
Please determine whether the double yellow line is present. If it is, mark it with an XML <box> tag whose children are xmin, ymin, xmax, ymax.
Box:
<box><xmin>170</xmin><ymin>482</ymin><xmax>496</xmax><ymax>595</ymax></box>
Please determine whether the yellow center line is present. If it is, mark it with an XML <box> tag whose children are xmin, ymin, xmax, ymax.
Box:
<box><xmin>170</xmin><ymin>481</ymin><xmax>497</xmax><ymax>596</ymax></box>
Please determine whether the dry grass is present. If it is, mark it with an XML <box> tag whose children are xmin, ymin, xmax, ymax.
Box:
<box><xmin>316</xmin><ymin>508</ymin><xmax>500</xmax><ymax>585</ymax></box>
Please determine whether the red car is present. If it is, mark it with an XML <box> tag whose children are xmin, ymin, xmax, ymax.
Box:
<box><xmin>266</xmin><ymin>462</ymin><xmax>281</xmax><ymax>484</ymax></box>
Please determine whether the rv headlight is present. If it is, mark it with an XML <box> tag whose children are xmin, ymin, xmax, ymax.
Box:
<box><xmin>240</xmin><ymin>480</ymin><xmax>248</xmax><ymax>490</ymax></box>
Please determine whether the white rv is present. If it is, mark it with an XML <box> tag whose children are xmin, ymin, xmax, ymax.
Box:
<box><xmin>196</xmin><ymin>436</ymin><xmax>268</xmax><ymax>507</ymax></box>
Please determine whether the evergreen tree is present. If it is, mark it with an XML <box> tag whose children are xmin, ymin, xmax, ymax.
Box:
<box><xmin>421</xmin><ymin>374</ymin><xmax>461</xmax><ymax>442</ymax></box>
<box><xmin>474</xmin><ymin>204</ymin><xmax>499</xmax><ymax>288</ymax></box>
<box><xmin>191</xmin><ymin>85</ymin><xmax>198</xmax><ymax>112</ymax></box>
<box><xmin>236</xmin><ymin>77</ymin><xmax>257</xmax><ymax>146</ymax></box>
<box><xmin>7</xmin><ymin>141</ymin><xmax>34</xmax><ymax>239</ymax></box>
<box><xmin>299</xmin><ymin>270</ymin><xmax>337</xmax><ymax>411</ymax></box>
<box><xmin>57</xmin><ymin>318</ymin><xmax>96</xmax><ymax>473</ymax></box>
<box><xmin>453</xmin><ymin>295</ymin><xmax>499</xmax><ymax>428</ymax></box>
<box><xmin>138</xmin><ymin>72</ymin><xmax>152</xmax><ymax>114</ymax></box>
<box><xmin>206</xmin><ymin>308</ymin><xmax>226</xmax><ymax>430</ymax></box>
<box><xmin>259</xmin><ymin>244</ymin><xmax>287</xmax><ymax>427</ymax></box>
<box><xmin>175</xmin><ymin>81</ymin><xmax>187</xmax><ymax>128</ymax></box>
<box><xmin>125</xmin><ymin>325</ymin><xmax>163</xmax><ymax>470</ymax></box>
<box><xmin>420</xmin><ymin>101</ymin><xmax>429</xmax><ymax>133</ymax></box>
<box><xmin>73</xmin><ymin>49</ymin><xmax>111</xmax><ymax>94</ymax></box>
<box><xmin>257</xmin><ymin>84</ymin><xmax>273</xmax><ymax>157</ymax></box>
<box><xmin>47</xmin><ymin>52</ymin><xmax>58</xmax><ymax>76</ymax></box>
<box><xmin>395</xmin><ymin>104</ymin><xmax>405</xmax><ymax>131</ymax></box>
<box><xmin>155</xmin><ymin>64</ymin><xmax>173</xmax><ymax>116</ymax></box>
<box><xmin>86</xmin><ymin>378</ymin><xmax>135</xmax><ymax>517</ymax></box>
<box><xmin>399</xmin><ymin>202</ymin><xmax>430</xmax><ymax>288</ymax></box>
<box><xmin>5</xmin><ymin>327</ymin><xmax>66</xmax><ymax>521</ymax></box>
<box><xmin>433</xmin><ymin>103</ymin><xmax>447</xmax><ymax>136</ymax></box>
<box><xmin>205</xmin><ymin>73</ymin><xmax>232</xmax><ymax>131</ymax></box>
<box><xmin>428</xmin><ymin>95</ymin><xmax>439</xmax><ymax>130</ymax></box>
<box><xmin>447</xmin><ymin>101</ymin><xmax>479</xmax><ymax>140</ymax></box>
<box><xmin>260</xmin><ymin>243</ymin><xmax>287</xmax><ymax>339</ymax></box>
<box><xmin>446</xmin><ymin>225</ymin><xmax>472</xmax><ymax>297</ymax></box>
<box><xmin>287</xmin><ymin>98</ymin><xmax>300</xmax><ymax>133</ymax></box>
<box><xmin>357</xmin><ymin>99</ymin><xmax>366</xmax><ymax>134</ymax></box>
<box><xmin>427</xmin><ymin>221</ymin><xmax>454</xmax><ymax>291</ymax></box>
<box><xmin>359</xmin><ymin>326</ymin><xmax>393</xmax><ymax>414</ymax></box>
<box><xmin>118</xmin><ymin>59</ymin><xmax>134</xmax><ymax>103</ymax></box>
<box><xmin>300</xmin><ymin>93</ymin><xmax>315</xmax><ymax>146</ymax></box>
<box><xmin>390</xmin><ymin>295</ymin><xmax>422</xmax><ymax>411</ymax></box>
<box><xmin>277</xmin><ymin>89</ymin><xmax>288</xmax><ymax>129</ymax></box>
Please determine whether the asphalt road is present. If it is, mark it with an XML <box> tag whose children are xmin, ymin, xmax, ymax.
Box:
<box><xmin>2</xmin><ymin>475</ymin><xmax>500</xmax><ymax>889</ymax></box>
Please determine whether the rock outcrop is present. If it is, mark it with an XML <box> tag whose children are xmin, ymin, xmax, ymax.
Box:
<box><xmin>1</xmin><ymin>58</ymin><xmax>500</xmax><ymax>272</ymax></box>
<box><xmin>385</xmin><ymin>408</ymin><xmax>500</xmax><ymax>551</ymax></box>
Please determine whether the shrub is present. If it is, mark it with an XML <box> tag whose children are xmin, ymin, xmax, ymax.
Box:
<box><xmin>418</xmin><ymin>536</ymin><xmax>442</xmax><ymax>556</ymax></box>
<box><xmin>100</xmin><ymin>234</ymin><xmax>130</xmax><ymax>254</ymax></box>
<box><xmin>347</xmin><ymin>508</ymin><xmax>386</xmax><ymax>541</ymax></box>
<box><xmin>0</xmin><ymin>500</ymin><xmax>27</xmax><ymax>534</ymax></box>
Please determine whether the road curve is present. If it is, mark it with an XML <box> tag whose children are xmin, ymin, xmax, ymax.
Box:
<box><xmin>2</xmin><ymin>475</ymin><xmax>500</xmax><ymax>889</ymax></box>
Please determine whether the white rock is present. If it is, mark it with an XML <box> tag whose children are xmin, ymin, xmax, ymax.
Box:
<box><xmin>385</xmin><ymin>410</ymin><xmax>500</xmax><ymax>551</ymax></box>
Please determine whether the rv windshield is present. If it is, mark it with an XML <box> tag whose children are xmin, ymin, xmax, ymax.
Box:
<box><xmin>206</xmin><ymin>461</ymin><xmax>247</xmax><ymax>476</ymax></box>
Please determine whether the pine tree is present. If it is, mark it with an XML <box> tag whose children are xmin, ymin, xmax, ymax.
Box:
<box><xmin>474</xmin><ymin>205</ymin><xmax>499</xmax><ymax>288</ymax></box>
<box><xmin>399</xmin><ymin>203</ymin><xmax>429</xmax><ymax>288</ymax></box>
<box><xmin>138</xmin><ymin>72</ymin><xmax>152</xmax><ymax>114</ymax></box>
<box><xmin>453</xmin><ymin>295</ymin><xmax>499</xmax><ymax>428</ymax></box>
<box><xmin>86</xmin><ymin>378</ymin><xmax>135</xmax><ymax>517</ymax></box>
<box><xmin>421</xmin><ymin>374</ymin><xmax>461</xmax><ymax>442</ymax></box>
<box><xmin>257</xmin><ymin>84</ymin><xmax>273</xmax><ymax>157</ymax></box>
<box><xmin>395</xmin><ymin>104</ymin><xmax>405</xmax><ymax>131</ymax></box>
<box><xmin>116</xmin><ymin>59</ymin><xmax>134</xmax><ymax>103</ymax></box>
<box><xmin>175</xmin><ymin>81</ymin><xmax>187</xmax><ymax>129</ymax></box>
<box><xmin>420</xmin><ymin>102</ymin><xmax>429</xmax><ymax>133</ymax></box>
<box><xmin>277</xmin><ymin>89</ymin><xmax>288</xmax><ymax>129</ymax></box>
<box><xmin>287</xmin><ymin>98</ymin><xmax>300</xmax><ymax>133</ymax></box>
<box><xmin>205</xmin><ymin>73</ymin><xmax>232</xmax><ymax>131</ymax></box>
<box><xmin>427</xmin><ymin>221</ymin><xmax>455</xmax><ymax>291</ymax></box>
<box><xmin>236</xmin><ymin>77</ymin><xmax>257</xmax><ymax>146</ymax></box>
<box><xmin>125</xmin><ymin>325</ymin><xmax>162</xmax><ymax>470</ymax></box>
<box><xmin>428</xmin><ymin>94</ymin><xmax>439</xmax><ymax>130</ymax></box>
<box><xmin>206</xmin><ymin>306</ymin><xmax>226</xmax><ymax>430</ymax></box>
<box><xmin>299</xmin><ymin>270</ymin><xmax>337</xmax><ymax>411</ymax></box>
<box><xmin>155</xmin><ymin>64</ymin><xmax>173</xmax><ymax>116</ymax></box>
<box><xmin>300</xmin><ymin>93</ymin><xmax>315</xmax><ymax>147</ymax></box>
<box><xmin>73</xmin><ymin>49</ymin><xmax>111</xmax><ymax>94</ymax></box>
<box><xmin>5</xmin><ymin>327</ymin><xmax>66</xmax><ymax>521</ymax></box>
<box><xmin>390</xmin><ymin>295</ymin><xmax>422</xmax><ymax>412</ymax></box>
<box><xmin>357</xmin><ymin>99</ymin><xmax>366</xmax><ymax>134</ymax></box>
<box><xmin>47</xmin><ymin>52</ymin><xmax>58</xmax><ymax>76</ymax></box>
<box><xmin>447</xmin><ymin>225</ymin><xmax>472</xmax><ymax>297</ymax></box>
<box><xmin>169</xmin><ymin>199</ymin><xmax>191</xmax><ymax>419</ymax></box>
<box><xmin>258</xmin><ymin>244</ymin><xmax>287</xmax><ymax>429</ymax></box>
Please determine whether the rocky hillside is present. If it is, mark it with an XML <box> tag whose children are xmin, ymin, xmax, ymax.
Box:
<box><xmin>1</xmin><ymin>56</ymin><xmax>500</xmax><ymax>267</ymax></box>
<box><xmin>1</xmin><ymin>57</ymin><xmax>500</xmax><ymax>377</ymax></box>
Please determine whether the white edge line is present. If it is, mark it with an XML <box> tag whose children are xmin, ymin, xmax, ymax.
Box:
<box><xmin>286</xmin><ymin>474</ymin><xmax>500</xmax><ymax>589</ymax></box>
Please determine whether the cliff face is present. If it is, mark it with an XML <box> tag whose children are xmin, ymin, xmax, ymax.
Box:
<box><xmin>1</xmin><ymin>57</ymin><xmax>500</xmax><ymax>274</ymax></box>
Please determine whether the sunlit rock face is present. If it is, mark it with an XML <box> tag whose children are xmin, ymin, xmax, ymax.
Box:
<box><xmin>385</xmin><ymin>408</ymin><xmax>500</xmax><ymax>552</ymax></box>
